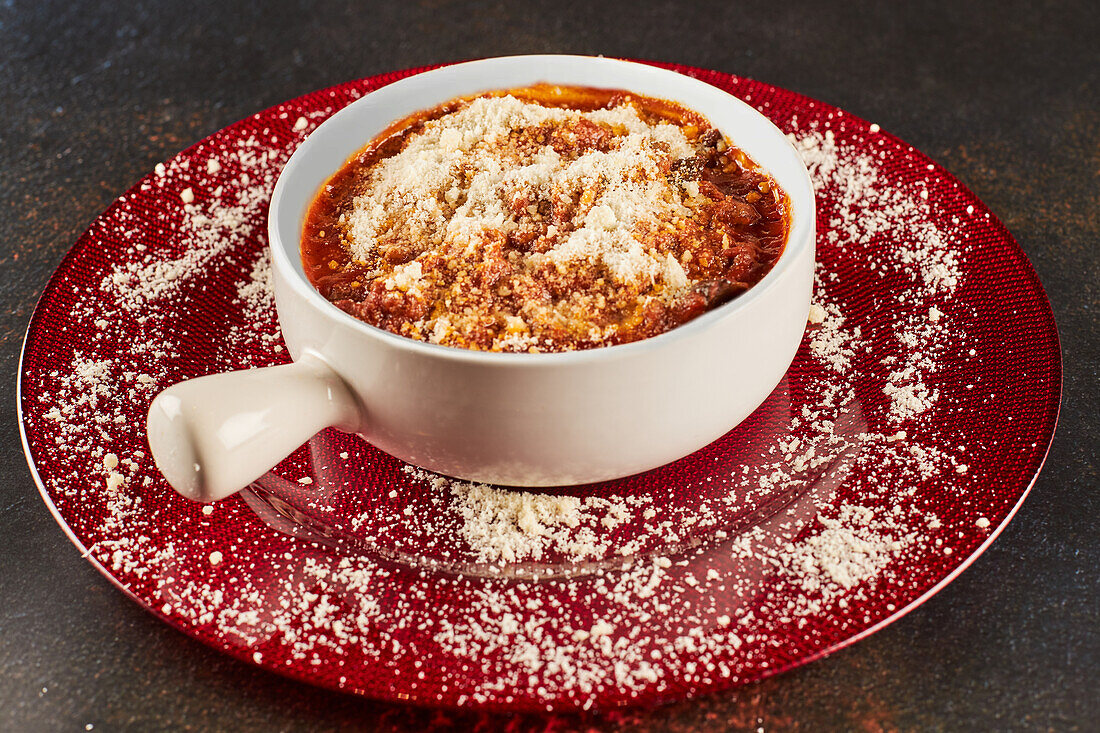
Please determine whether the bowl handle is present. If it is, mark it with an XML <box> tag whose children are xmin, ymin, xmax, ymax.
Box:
<box><xmin>146</xmin><ymin>353</ymin><xmax>360</xmax><ymax>502</ymax></box>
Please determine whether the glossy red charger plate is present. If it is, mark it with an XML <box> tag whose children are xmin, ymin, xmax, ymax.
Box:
<box><xmin>19</xmin><ymin>61</ymin><xmax>1060</xmax><ymax>712</ymax></box>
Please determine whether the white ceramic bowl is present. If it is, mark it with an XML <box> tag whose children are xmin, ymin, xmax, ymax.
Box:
<box><xmin>147</xmin><ymin>55</ymin><xmax>815</xmax><ymax>502</ymax></box>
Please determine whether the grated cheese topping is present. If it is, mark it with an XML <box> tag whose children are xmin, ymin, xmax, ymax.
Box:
<box><xmin>346</xmin><ymin>96</ymin><xmax>694</xmax><ymax>280</ymax></box>
<box><xmin>304</xmin><ymin>87</ymin><xmax>788</xmax><ymax>352</ymax></box>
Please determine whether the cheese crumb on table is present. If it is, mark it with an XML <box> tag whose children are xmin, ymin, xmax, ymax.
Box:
<box><xmin>105</xmin><ymin>472</ymin><xmax>125</xmax><ymax>492</ymax></box>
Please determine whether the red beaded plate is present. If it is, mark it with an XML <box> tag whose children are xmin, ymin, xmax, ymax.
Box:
<box><xmin>18</xmin><ymin>61</ymin><xmax>1060</xmax><ymax>712</ymax></box>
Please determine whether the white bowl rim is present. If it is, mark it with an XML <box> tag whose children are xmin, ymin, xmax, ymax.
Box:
<box><xmin>269</xmin><ymin>54</ymin><xmax>815</xmax><ymax>366</ymax></box>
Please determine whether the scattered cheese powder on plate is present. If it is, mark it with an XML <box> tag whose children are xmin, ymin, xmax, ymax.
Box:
<box><xmin>18</xmin><ymin>65</ymin><xmax>1060</xmax><ymax>711</ymax></box>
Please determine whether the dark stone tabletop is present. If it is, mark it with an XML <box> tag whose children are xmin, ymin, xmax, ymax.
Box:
<box><xmin>1</xmin><ymin>1</ymin><xmax>1096</xmax><ymax>730</ymax></box>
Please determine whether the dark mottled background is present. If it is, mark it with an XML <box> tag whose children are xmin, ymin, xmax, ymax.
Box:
<box><xmin>1</xmin><ymin>1</ymin><xmax>1096</xmax><ymax>730</ymax></box>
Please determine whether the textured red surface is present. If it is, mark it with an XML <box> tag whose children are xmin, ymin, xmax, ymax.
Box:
<box><xmin>19</xmin><ymin>62</ymin><xmax>1060</xmax><ymax>712</ymax></box>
